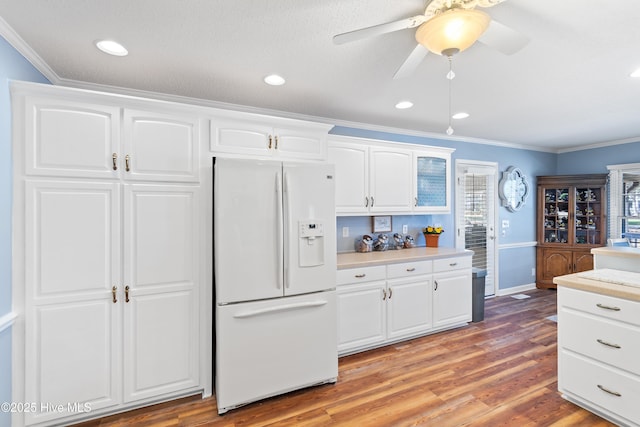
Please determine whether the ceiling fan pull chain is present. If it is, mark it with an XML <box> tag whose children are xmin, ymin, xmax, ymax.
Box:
<box><xmin>446</xmin><ymin>56</ymin><xmax>454</xmax><ymax>136</ymax></box>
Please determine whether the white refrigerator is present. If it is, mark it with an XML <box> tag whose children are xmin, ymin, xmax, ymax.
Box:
<box><xmin>213</xmin><ymin>158</ymin><xmax>338</xmax><ymax>414</ymax></box>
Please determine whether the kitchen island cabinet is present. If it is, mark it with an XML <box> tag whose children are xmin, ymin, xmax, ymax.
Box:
<box><xmin>337</xmin><ymin>248</ymin><xmax>472</xmax><ymax>356</ymax></box>
<box><xmin>554</xmin><ymin>270</ymin><xmax>640</xmax><ymax>427</ymax></box>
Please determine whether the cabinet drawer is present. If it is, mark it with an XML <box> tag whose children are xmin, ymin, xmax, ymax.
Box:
<box><xmin>560</xmin><ymin>308</ymin><xmax>640</xmax><ymax>376</ymax></box>
<box><xmin>559</xmin><ymin>287</ymin><xmax>640</xmax><ymax>327</ymax></box>
<box><xmin>433</xmin><ymin>256</ymin><xmax>471</xmax><ymax>273</ymax></box>
<box><xmin>559</xmin><ymin>350</ymin><xmax>640</xmax><ymax>424</ymax></box>
<box><xmin>387</xmin><ymin>261</ymin><xmax>432</xmax><ymax>279</ymax></box>
<box><xmin>337</xmin><ymin>266</ymin><xmax>386</xmax><ymax>286</ymax></box>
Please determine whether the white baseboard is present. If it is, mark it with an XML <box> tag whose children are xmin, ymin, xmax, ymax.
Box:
<box><xmin>497</xmin><ymin>283</ymin><xmax>537</xmax><ymax>296</ymax></box>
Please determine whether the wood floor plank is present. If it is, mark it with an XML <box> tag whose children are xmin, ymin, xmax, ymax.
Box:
<box><xmin>72</xmin><ymin>289</ymin><xmax>617</xmax><ymax>426</ymax></box>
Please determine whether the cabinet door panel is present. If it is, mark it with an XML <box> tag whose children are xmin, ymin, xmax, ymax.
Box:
<box><xmin>25</xmin><ymin>181</ymin><xmax>120</xmax><ymax>299</ymax></box>
<box><xmin>574</xmin><ymin>251</ymin><xmax>594</xmax><ymax>273</ymax></box>
<box><xmin>123</xmin><ymin>184</ymin><xmax>199</xmax><ymax>401</ymax></box>
<box><xmin>274</xmin><ymin>127</ymin><xmax>324</xmax><ymax>160</ymax></box>
<box><xmin>327</xmin><ymin>142</ymin><xmax>369</xmax><ymax>213</ymax></box>
<box><xmin>25</xmin><ymin>301</ymin><xmax>120</xmax><ymax>425</ymax></box>
<box><xmin>433</xmin><ymin>270</ymin><xmax>472</xmax><ymax>328</ymax></box>
<box><xmin>25</xmin><ymin>98</ymin><xmax>120</xmax><ymax>178</ymax></box>
<box><xmin>211</xmin><ymin>118</ymin><xmax>272</xmax><ymax>156</ymax></box>
<box><xmin>541</xmin><ymin>249</ymin><xmax>572</xmax><ymax>280</ymax></box>
<box><xmin>387</xmin><ymin>277</ymin><xmax>432</xmax><ymax>339</ymax></box>
<box><xmin>124</xmin><ymin>109</ymin><xmax>200</xmax><ymax>182</ymax></box>
<box><xmin>337</xmin><ymin>282</ymin><xmax>386</xmax><ymax>353</ymax></box>
<box><xmin>414</xmin><ymin>154</ymin><xmax>450</xmax><ymax>212</ymax></box>
<box><xmin>124</xmin><ymin>290</ymin><xmax>198</xmax><ymax>402</ymax></box>
<box><xmin>370</xmin><ymin>148</ymin><xmax>412</xmax><ymax>212</ymax></box>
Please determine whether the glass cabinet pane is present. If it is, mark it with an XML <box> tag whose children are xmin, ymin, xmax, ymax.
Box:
<box><xmin>543</xmin><ymin>187</ymin><xmax>569</xmax><ymax>243</ymax></box>
<box><xmin>575</xmin><ymin>187</ymin><xmax>602</xmax><ymax>245</ymax></box>
<box><xmin>416</xmin><ymin>156</ymin><xmax>446</xmax><ymax>208</ymax></box>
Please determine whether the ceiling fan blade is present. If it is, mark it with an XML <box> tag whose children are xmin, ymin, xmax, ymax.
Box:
<box><xmin>333</xmin><ymin>15</ymin><xmax>426</xmax><ymax>45</ymax></box>
<box><xmin>393</xmin><ymin>44</ymin><xmax>430</xmax><ymax>80</ymax></box>
<box><xmin>478</xmin><ymin>19</ymin><xmax>530</xmax><ymax>55</ymax></box>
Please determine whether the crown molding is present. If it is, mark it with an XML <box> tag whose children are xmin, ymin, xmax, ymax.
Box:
<box><xmin>0</xmin><ymin>16</ymin><xmax>60</xmax><ymax>84</ymax></box>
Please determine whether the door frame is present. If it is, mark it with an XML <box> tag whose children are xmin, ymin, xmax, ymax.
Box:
<box><xmin>454</xmin><ymin>160</ymin><xmax>500</xmax><ymax>296</ymax></box>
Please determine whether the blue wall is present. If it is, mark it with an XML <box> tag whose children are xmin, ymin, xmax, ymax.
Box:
<box><xmin>331</xmin><ymin>126</ymin><xmax>557</xmax><ymax>290</ymax></box>
<box><xmin>0</xmin><ymin>35</ymin><xmax>50</xmax><ymax>426</ymax></box>
<box><xmin>557</xmin><ymin>141</ymin><xmax>640</xmax><ymax>174</ymax></box>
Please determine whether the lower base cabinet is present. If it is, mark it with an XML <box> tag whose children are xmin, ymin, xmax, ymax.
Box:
<box><xmin>337</xmin><ymin>256</ymin><xmax>471</xmax><ymax>355</ymax></box>
<box><xmin>558</xmin><ymin>285</ymin><xmax>640</xmax><ymax>426</ymax></box>
<box><xmin>536</xmin><ymin>246</ymin><xmax>594</xmax><ymax>289</ymax></box>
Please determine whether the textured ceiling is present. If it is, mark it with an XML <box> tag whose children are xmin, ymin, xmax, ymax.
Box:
<box><xmin>1</xmin><ymin>0</ymin><xmax>640</xmax><ymax>151</ymax></box>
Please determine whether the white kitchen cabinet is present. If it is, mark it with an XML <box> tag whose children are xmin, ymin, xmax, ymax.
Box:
<box><xmin>123</xmin><ymin>109</ymin><xmax>200</xmax><ymax>182</ymax></box>
<box><xmin>23</xmin><ymin>96</ymin><xmax>120</xmax><ymax>179</ymax></box>
<box><xmin>210</xmin><ymin>115</ymin><xmax>330</xmax><ymax>160</ymax></box>
<box><xmin>23</xmin><ymin>97</ymin><xmax>201</xmax><ymax>183</ymax></box>
<box><xmin>432</xmin><ymin>257</ymin><xmax>472</xmax><ymax>329</ymax></box>
<box><xmin>13</xmin><ymin>83</ymin><xmax>202</xmax><ymax>427</ymax></box>
<box><xmin>327</xmin><ymin>141</ymin><xmax>369</xmax><ymax>214</ymax></box>
<box><xmin>558</xmin><ymin>285</ymin><xmax>640</xmax><ymax>426</ymax></box>
<box><xmin>369</xmin><ymin>147</ymin><xmax>413</xmax><ymax>213</ymax></box>
<box><xmin>413</xmin><ymin>152</ymin><xmax>451</xmax><ymax>213</ymax></box>
<box><xmin>337</xmin><ymin>257</ymin><xmax>471</xmax><ymax>355</ymax></box>
<box><xmin>328</xmin><ymin>136</ymin><xmax>454</xmax><ymax>215</ymax></box>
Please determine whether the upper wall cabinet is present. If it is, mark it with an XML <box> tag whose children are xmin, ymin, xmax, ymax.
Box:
<box><xmin>328</xmin><ymin>136</ymin><xmax>453</xmax><ymax>215</ymax></box>
<box><xmin>21</xmin><ymin>93</ymin><xmax>202</xmax><ymax>183</ymax></box>
<box><xmin>123</xmin><ymin>109</ymin><xmax>200</xmax><ymax>182</ymax></box>
<box><xmin>24</xmin><ymin>96</ymin><xmax>121</xmax><ymax>179</ymax></box>
<box><xmin>210</xmin><ymin>114</ymin><xmax>332</xmax><ymax>161</ymax></box>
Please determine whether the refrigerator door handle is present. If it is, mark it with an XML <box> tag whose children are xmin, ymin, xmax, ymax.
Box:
<box><xmin>283</xmin><ymin>171</ymin><xmax>291</xmax><ymax>289</ymax></box>
<box><xmin>276</xmin><ymin>171</ymin><xmax>284</xmax><ymax>289</ymax></box>
<box><xmin>233</xmin><ymin>300</ymin><xmax>328</xmax><ymax>318</ymax></box>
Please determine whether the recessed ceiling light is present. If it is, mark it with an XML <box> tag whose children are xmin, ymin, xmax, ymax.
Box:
<box><xmin>631</xmin><ymin>67</ymin><xmax>640</xmax><ymax>78</ymax></box>
<box><xmin>95</xmin><ymin>40</ymin><xmax>128</xmax><ymax>56</ymax></box>
<box><xmin>452</xmin><ymin>112</ymin><xmax>469</xmax><ymax>119</ymax></box>
<box><xmin>264</xmin><ymin>74</ymin><xmax>286</xmax><ymax>86</ymax></box>
<box><xmin>395</xmin><ymin>101</ymin><xmax>413</xmax><ymax>109</ymax></box>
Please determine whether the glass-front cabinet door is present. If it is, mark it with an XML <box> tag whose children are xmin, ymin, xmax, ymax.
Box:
<box><xmin>413</xmin><ymin>153</ymin><xmax>451</xmax><ymax>213</ymax></box>
<box><xmin>574</xmin><ymin>186</ymin><xmax>604</xmax><ymax>245</ymax></box>
<box><xmin>540</xmin><ymin>184</ymin><xmax>605</xmax><ymax>246</ymax></box>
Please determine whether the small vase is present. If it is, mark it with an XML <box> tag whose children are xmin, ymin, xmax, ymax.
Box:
<box><xmin>425</xmin><ymin>234</ymin><xmax>439</xmax><ymax>248</ymax></box>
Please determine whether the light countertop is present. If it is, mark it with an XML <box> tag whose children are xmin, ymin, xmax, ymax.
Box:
<box><xmin>591</xmin><ymin>246</ymin><xmax>640</xmax><ymax>259</ymax></box>
<box><xmin>553</xmin><ymin>268</ymin><xmax>640</xmax><ymax>302</ymax></box>
<box><xmin>337</xmin><ymin>247</ymin><xmax>473</xmax><ymax>269</ymax></box>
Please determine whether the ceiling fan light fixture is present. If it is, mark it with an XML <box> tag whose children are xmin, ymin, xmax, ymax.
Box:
<box><xmin>415</xmin><ymin>8</ymin><xmax>491</xmax><ymax>56</ymax></box>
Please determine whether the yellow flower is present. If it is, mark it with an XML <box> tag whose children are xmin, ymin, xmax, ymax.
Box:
<box><xmin>422</xmin><ymin>225</ymin><xmax>444</xmax><ymax>234</ymax></box>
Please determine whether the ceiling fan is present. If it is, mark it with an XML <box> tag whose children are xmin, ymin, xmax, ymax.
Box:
<box><xmin>333</xmin><ymin>0</ymin><xmax>529</xmax><ymax>79</ymax></box>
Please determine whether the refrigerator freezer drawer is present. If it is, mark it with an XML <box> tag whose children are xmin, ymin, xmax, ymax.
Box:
<box><xmin>215</xmin><ymin>291</ymin><xmax>338</xmax><ymax>413</ymax></box>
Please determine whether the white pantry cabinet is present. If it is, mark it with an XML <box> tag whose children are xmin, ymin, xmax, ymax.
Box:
<box><xmin>337</xmin><ymin>255</ymin><xmax>470</xmax><ymax>356</ymax></box>
<box><xmin>12</xmin><ymin>83</ymin><xmax>202</xmax><ymax>427</ymax></box>
<box><xmin>328</xmin><ymin>136</ymin><xmax>453</xmax><ymax>215</ymax></box>
<box><xmin>210</xmin><ymin>114</ymin><xmax>331</xmax><ymax>160</ymax></box>
<box><xmin>23</xmin><ymin>97</ymin><xmax>201</xmax><ymax>182</ymax></box>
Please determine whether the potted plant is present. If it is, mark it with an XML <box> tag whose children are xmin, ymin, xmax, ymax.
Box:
<box><xmin>422</xmin><ymin>225</ymin><xmax>444</xmax><ymax>248</ymax></box>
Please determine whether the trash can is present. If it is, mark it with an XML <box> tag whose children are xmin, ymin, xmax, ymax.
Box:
<box><xmin>472</xmin><ymin>268</ymin><xmax>487</xmax><ymax>322</ymax></box>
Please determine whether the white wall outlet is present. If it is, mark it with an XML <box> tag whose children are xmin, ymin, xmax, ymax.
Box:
<box><xmin>342</xmin><ymin>227</ymin><xmax>349</xmax><ymax>238</ymax></box>
<box><xmin>402</xmin><ymin>225</ymin><xmax>408</xmax><ymax>234</ymax></box>
<box><xmin>502</xmin><ymin>220</ymin><xmax>510</xmax><ymax>229</ymax></box>
<box><xmin>532</xmin><ymin>267</ymin><xmax>536</xmax><ymax>277</ymax></box>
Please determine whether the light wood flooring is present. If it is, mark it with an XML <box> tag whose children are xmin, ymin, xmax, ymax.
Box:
<box><xmin>76</xmin><ymin>288</ymin><xmax>615</xmax><ymax>426</ymax></box>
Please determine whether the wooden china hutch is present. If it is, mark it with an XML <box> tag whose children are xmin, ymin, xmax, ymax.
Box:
<box><xmin>536</xmin><ymin>174</ymin><xmax>608</xmax><ymax>289</ymax></box>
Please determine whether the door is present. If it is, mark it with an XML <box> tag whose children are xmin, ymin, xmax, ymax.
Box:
<box><xmin>214</xmin><ymin>159</ymin><xmax>282</xmax><ymax>303</ymax></box>
<box><xmin>386</xmin><ymin>277</ymin><xmax>432</xmax><ymax>340</ymax></box>
<box><xmin>123</xmin><ymin>184</ymin><xmax>199</xmax><ymax>402</ymax></box>
<box><xmin>433</xmin><ymin>270</ymin><xmax>473</xmax><ymax>328</ymax></box>
<box><xmin>283</xmin><ymin>163</ymin><xmax>337</xmax><ymax>295</ymax></box>
<box><xmin>369</xmin><ymin>147</ymin><xmax>413</xmax><ymax>212</ymax></box>
<box><xmin>123</xmin><ymin>109</ymin><xmax>200</xmax><ymax>182</ymax></box>
<box><xmin>455</xmin><ymin>161</ymin><xmax>498</xmax><ymax>296</ymax></box>
<box><xmin>24</xmin><ymin>181</ymin><xmax>121</xmax><ymax>425</ymax></box>
<box><xmin>215</xmin><ymin>291</ymin><xmax>337</xmax><ymax>414</ymax></box>
<box><xmin>414</xmin><ymin>153</ymin><xmax>450</xmax><ymax>213</ymax></box>
<box><xmin>327</xmin><ymin>141</ymin><xmax>369</xmax><ymax>214</ymax></box>
<box><xmin>337</xmin><ymin>282</ymin><xmax>386</xmax><ymax>353</ymax></box>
